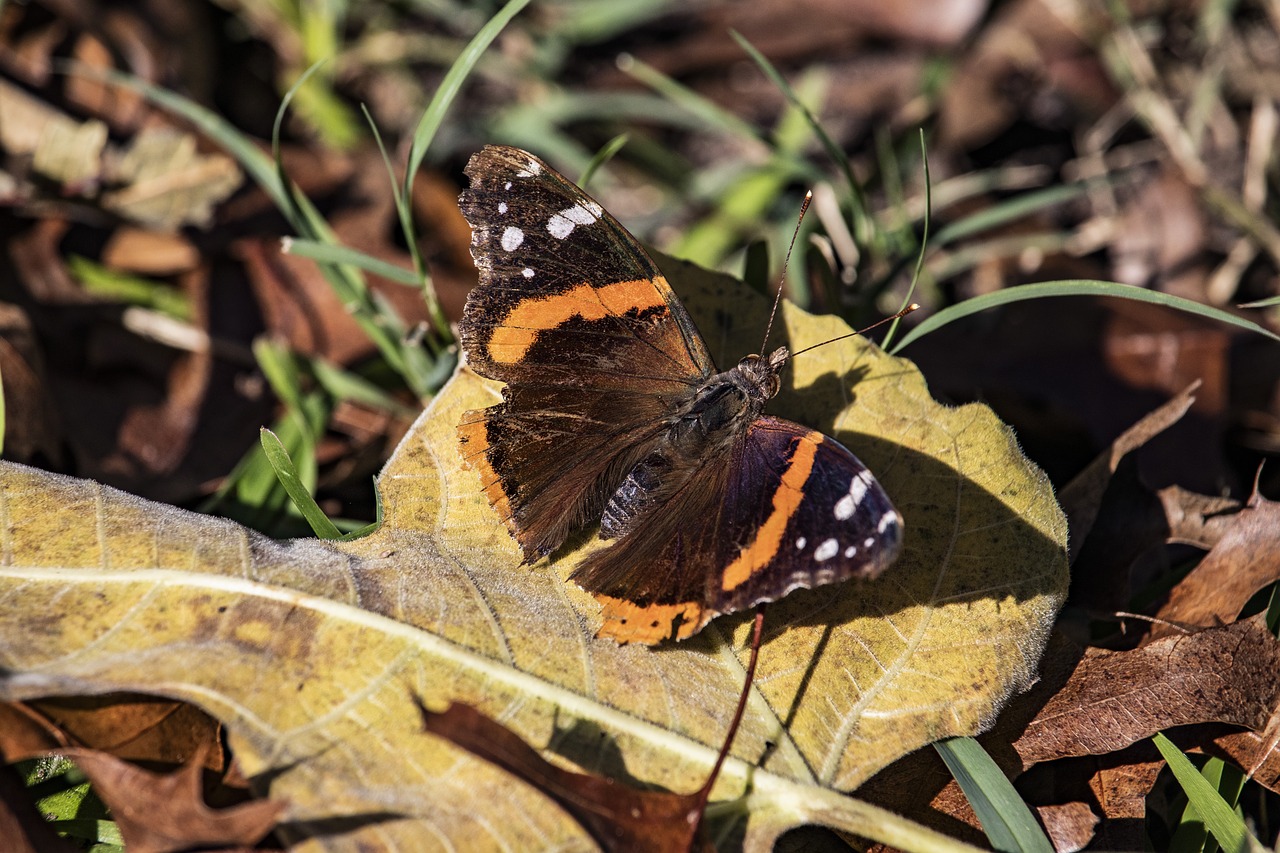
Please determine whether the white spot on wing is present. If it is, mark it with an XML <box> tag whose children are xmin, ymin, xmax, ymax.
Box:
<box><xmin>864</xmin><ymin>537</ymin><xmax>875</xmax><ymax>548</ymax></box>
<box><xmin>814</xmin><ymin>539</ymin><xmax>839</xmax><ymax>561</ymax></box>
<box><xmin>521</xmin><ymin>268</ymin><xmax>535</xmax><ymax>278</ymax></box>
<box><xmin>547</xmin><ymin>203</ymin><xmax>602</xmax><ymax>240</ymax></box>
<box><xmin>504</xmin><ymin>181</ymin><xmax>512</xmax><ymax>190</ymax></box>
<box><xmin>795</xmin><ymin>537</ymin><xmax>807</xmax><ymax>550</ymax></box>
<box><xmin>500</xmin><ymin>226</ymin><xmax>524</xmax><ymax>252</ymax></box>
<box><xmin>878</xmin><ymin>511</ymin><xmax>899</xmax><ymax>533</ymax></box>
<box><xmin>844</xmin><ymin>545</ymin><xmax>857</xmax><ymax>558</ymax></box>
<box><xmin>834</xmin><ymin>471</ymin><xmax>871</xmax><ymax>520</ymax></box>
<box><xmin>497</xmin><ymin>202</ymin><xmax>508</xmax><ymax>214</ymax></box>
<box><xmin>547</xmin><ymin>214</ymin><xmax>574</xmax><ymax>239</ymax></box>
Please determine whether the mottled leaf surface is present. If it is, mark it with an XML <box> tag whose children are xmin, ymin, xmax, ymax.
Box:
<box><xmin>0</xmin><ymin>259</ymin><xmax>1067</xmax><ymax>850</ymax></box>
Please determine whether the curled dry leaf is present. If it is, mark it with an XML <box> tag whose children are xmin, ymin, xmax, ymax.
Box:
<box><xmin>1158</xmin><ymin>484</ymin><xmax>1241</xmax><ymax>549</ymax></box>
<box><xmin>59</xmin><ymin>746</ymin><xmax>284</xmax><ymax>853</ymax></box>
<box><xmin>1146</xmin><ymin>493</ymin><xmax>1280</xmax><ymax>642</ymax></box>
<box><xmin>0</xmin><ymin>257</ymin><xmax>1067</xmax><ymax>849</ymax></box>
<box><xmin>418</xmin><ymin>701</ymin><xmax>713</xmax><ymax>853</ymax></box>
<box><xmin>27</xmin><ymin>695</ymin><xmax>223</xmax><ymax>769</ymax></box>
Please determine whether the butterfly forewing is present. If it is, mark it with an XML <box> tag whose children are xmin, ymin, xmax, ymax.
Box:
<box><xmin>458</xmin><ymin>146</ymin><xmax>715</xmax><ymax>560</ymax></box>
<box><xmin>459</xmin><ymin>146</ymin><xmax>712</xmax><ymax>390</ymax></box>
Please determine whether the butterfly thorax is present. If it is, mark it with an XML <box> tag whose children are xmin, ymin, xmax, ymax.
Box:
<box><xmin>598</xmin><ymin>347</ymin><xmax>789</xmax><ymax>541</ymax></box>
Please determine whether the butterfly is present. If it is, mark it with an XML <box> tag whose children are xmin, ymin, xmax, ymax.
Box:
<box><xmin>457</xmin><ymin>145</ymin><xmax>902</xmax><ymax>644</ymax></box>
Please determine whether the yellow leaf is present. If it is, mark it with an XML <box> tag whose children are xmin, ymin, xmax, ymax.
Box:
<box><xmin>0</xmin><ymin>255</ymin><xmax>1067</xmax><ymax>849</ymax></box>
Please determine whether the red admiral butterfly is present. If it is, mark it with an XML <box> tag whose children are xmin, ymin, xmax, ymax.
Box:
<box><xmin>457</xmin><ymin>146</ymin><xmax>902</xmax><ymax>644</ymax></box>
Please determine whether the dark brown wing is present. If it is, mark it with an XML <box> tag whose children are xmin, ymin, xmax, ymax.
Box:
<box><xmin>572</xmin><ymin>416</ymin><xmax>902</xmax><ymax>644</ymax></box>
<box><xmin>457</xmin><ymin>146</ymin><xmax>716</xmax><ymax>560</ymax></box>
<box><xmin>459</xmin><ymin>146</ymin><xmax>712</xmax><ymax>388</ymax></box>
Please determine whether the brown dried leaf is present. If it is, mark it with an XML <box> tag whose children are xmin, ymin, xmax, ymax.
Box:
<box><xmin>31</xmin><ymin>695</ymin><xmax>223</xmax><ymax>770</ymax></box>
<box><xmin>1147</xmin><ymin>494</ymin><xmax>1280</xmax><ymax>641</ymax></box>
<box><xmin>1158</xmin><ymin>485</ymin><xmax>1241</xmax><ymax>548</ymax></box>
<box><xmin>1088</xmin><ymin>759</ymin><xmax>1164</xmax><ymax>849</ymax></box>
<box><xmin>0</xmin><ymin>303</ymin><xmax>63</xmax><ymax>466</ymax></box>
<box><xmin>61</xmin><ymin>746</ymin><xmax>284</xmax><ymax>853</ymax></box>
<box><xmin>0</xmin><ymin>78</ymin><xmax>108</xmax><ymax>186</ymax></box>
<box><xmin>0</xmin><ymin>702</ymin><xmax>68</xmax><ymax>761</ymax></box>
<box><xmin>419</xmin><ymin>702</ymin><xmax>713</xmax><ymax>853</ymax></box>
<box><xmin>1014</xmin><ymin>616</ymin><xmax>1280</xmax><ymax>765</ymax></box>
<box><xmin>1209</xmin><ymin>718</ymin><xmax>1280</xmax><ymax>796</ymax></box>
<box><xmin>101</xmin><ymin>127</ymin><xmax>241</xmax><ymax>230</ymax></box>
<box><xmin>1111</xmin><ymin>170</ymin><xmax>1209</xmax><ymax>285</ymax></box>
<box><xmin>1035</xmin><ymin>800</ymin><xmax>1097</xmax><ymax>853</ymax></box>
<box><xmin>102</xmin><ymin>228</ymin><xmax>200</xmax><ymax>277</ymax></box>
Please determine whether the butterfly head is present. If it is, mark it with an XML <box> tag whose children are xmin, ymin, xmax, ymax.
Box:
<box><xmin>732</xmin><ymin>347</ymin><xmax>790</xmax><ymax>400</ymax></box>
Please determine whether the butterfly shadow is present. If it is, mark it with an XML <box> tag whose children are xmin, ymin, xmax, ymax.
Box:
<box><xmin>765</xmin><ymin>366</ymin><xmax>1069</xmax><ymax>737</ymax></box>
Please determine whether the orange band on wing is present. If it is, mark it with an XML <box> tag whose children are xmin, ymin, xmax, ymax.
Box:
<box><xmin>593</xmin><ymin>595</ymin><xmax>710</xmax><ymax>645</ymax></box>
<box><xmin>719</xmin><ymin>431</ymin><xmax>821</xmax><ymax>592</ymax></box>
<box><xmin>485</xmin><ymin>278</ymin><xmax>669</xmax><ymax>364</ymax></box>
<box><xmin>457</xmin><ymin>413</ymin><xmax>515</xmax><ymax>530</ymax></box>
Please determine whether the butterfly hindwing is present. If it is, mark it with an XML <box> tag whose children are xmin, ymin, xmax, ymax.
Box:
<box><xmin>573</xmin><ymin>416</ymin><xmax>902</xmax><ymax>643</ymax></box>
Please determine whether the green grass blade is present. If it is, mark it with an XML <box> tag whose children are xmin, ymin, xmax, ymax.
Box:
<box><xmin>83</xmin><ymin>64</ymin><xmax>435</xmax><ymax>389</ymax></box>
<box><xmin>882</xmin><ymin>130</ymin><xmax>930</xmax><ymax>350</ymax></box>
<box><xmin>891</xmin><ymin>280</ymin><xmax>1280</xmax><ymax>354</ymax></box>
<box><xmin>1239</xmin><ymin>295</ymin><xmax>1280</xmax><ymax>308</ymax></box>
<box><xmin>282</xmin><ymin>238</ymin><xmax>422</xmax><ymax>286</ymax></box>
<box><xmin>932</xmin><ymin>184</ymin><xmax>1088</xmax><ymax>246</ymax></box>
<box><xmin>1170</xmin><ymin>757</ymin><xmax>1246</xmax><ymax>853</ymax></box>
<box><xmin>618</xmin><ymin>53</ymin><xmax>768</xmax><ymax>143</ymax></box>
<box><xmin>403</xmin><ymin>0</ymin><xmax>533</xmax><ymax>191</ymax></box>
<box><xmin>254</xmin><ymin>339</ymin><xmax>310</xmax><ymax>429</ymax></box>
<box><xmin>259</xmin><ymin>428</ymin><xmax>343</xmax><ymax>540</ymax></box>
<box><xmin>47</xmin><ymin>818</ymin><xmax>124</xmax><ymax>845</ymax></box>
<box><xmin>1153</xmin><ymin>733</ymin><xmax>1260</xmax><ymax>853</ymax></box>
<box><xmin>398</xmin><ymin>0</ymin><xmax>531</xmax><ymax>346</ymax></box>
<box><xmin>935</xmin><ymin>737</ymin><xmax>1053</xmax><ymax>853</ymax></box>
<box><xmin>273</xmin><ymin>59</ymin><xmax>334</xmax><ymax>234</ymax></box>
<box><xmin>310</xmin><ymin>357</ymin><xmax>417</xmax><ymax>418</ymax></box>
<box><xmin>730</xmin><ymin>30</ymin><xmax>872</xmax><ymax>246</ymax></box>
<box><xmin>580</xmin><ymin>134</ymin><xmax>630</xmax><ymax>187</ymax></box>
<box><xmin>68</xmin><ymin>256</ymin><xmax>193</xmax><ymax>319</ymax></box>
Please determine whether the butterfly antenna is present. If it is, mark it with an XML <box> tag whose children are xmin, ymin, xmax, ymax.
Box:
<box><xmin>759</xmin><ymin>191</ymin><xmax>813</xmax><ymax>355</ymax></box>
<box><xmin>789</xmin><ymin>302</ymin><xmax>921</xmax><ymax>359</ymax></box>
<box><xmin>688</xmin><ymin>605</ymin><xmax>767</xmax><ymax>844</ymax></box>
